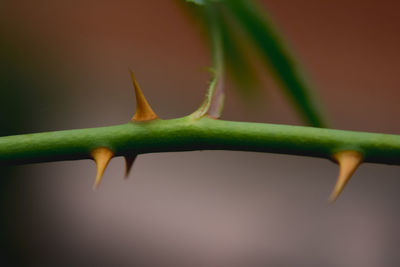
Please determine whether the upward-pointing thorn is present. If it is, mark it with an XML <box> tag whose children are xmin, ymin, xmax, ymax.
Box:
<box><xmin>129</xmin><ymin>70</ymin><xmax>159</xmax><ymax>122</ymax></box>
<box><xmin>91</xmin><ymin>147</ymin><xmax>114</xmax><ymax>190</ymax></box>
<box><xmin>329</xmin><ymin>150</ymin><xmax>363</xmax><ymax>203</ymax></box>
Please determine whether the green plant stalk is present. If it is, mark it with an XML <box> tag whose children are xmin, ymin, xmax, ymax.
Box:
<box><xmin>1</xmin><ymin>116</ymin><xmax>400</xmax><ymax>166</ymax></box>
<box><xmin>192</xmin><ymin>3</ymin><xmax>225</xmax><ymax>118</ymax></box>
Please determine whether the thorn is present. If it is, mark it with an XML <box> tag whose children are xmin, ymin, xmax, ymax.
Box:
<box><xmin>329</xmin><ymin>150</ymin><xmax>363</xmax><ymax>203</ymax></box>
<box><xmin>91</xmin><ymin>147</ymin><xmax>114</xmax><ymax>190</ymax></box>
<box><xmin>129</xmin><ymin>70</ymin><xmax>159</xmax><ymax>122</ymax></box>
<box><xmin>124</xmin><ymin>155</ymin><xmax>137</xmax><ymax>179</ymax></box>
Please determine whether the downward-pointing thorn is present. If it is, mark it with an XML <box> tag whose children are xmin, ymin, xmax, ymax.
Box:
<box><xmin>330</xmin><ymin>150</ymin><xmax>363</xmax><ymax>203</ymax></box>
<box><xmin>91</xmin><ymin>147</ymin><xmax>114</xmax><ymax>190</ymax></box>
<box><xmin>124</xmin><ymin>155</ymin><xmax>137</xmax><ymax>179</ymax></box>
<box><xmin>129</xmin><ymin>70</ymin><xmax>159</xmax><ymax>122</ymax></box>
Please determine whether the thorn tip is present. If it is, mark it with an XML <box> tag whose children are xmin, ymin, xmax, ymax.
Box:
<box><xmin>91</xmin><ymin>147</ymin><xmax>114</xmax><ymax>190</ymax></box>
<box><xmin>329</xmin><ymin>150</ymin><xmax>362</xmax><ymax>203</ymax></box>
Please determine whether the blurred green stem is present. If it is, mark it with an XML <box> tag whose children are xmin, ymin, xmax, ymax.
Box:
<box><xmin>223</xmin><ymin>0</ymin><xmax>326</xmax><ymax>127</ymax></box>
<box><xmin>1</xmin><ymin>116</ymin><xmax>400</xmax><ymax>165</ymax></box>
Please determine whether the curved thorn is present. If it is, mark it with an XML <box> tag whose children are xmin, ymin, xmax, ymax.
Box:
<box><xmin>91</xmin><ymin>147</ymin><xmax>114</xmax><ymax>190</ymax></box>
<box><xmin>329</xmin><ymin>150</ymin><xmax>363</xmax><ymax>203</ymax></box>
<box><xmin>124</xmin><ymin>155</ymin><xmax>137</xmax><ymax>179</ymax></box>
<box><xmin>129</xmin><ymin>70</ymin><xmax>159</xmax><ymax>122</ymax></box>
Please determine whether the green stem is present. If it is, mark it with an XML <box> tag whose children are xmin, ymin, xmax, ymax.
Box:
<box><xmin>1</xmin><ymin>117</ymin><xmax>400</xmax><ymax>165</ymax></box>
<box><xmin>191</xmin><ymin>3</ymin><xmax>225</xmax><ymax>118</ymax></box>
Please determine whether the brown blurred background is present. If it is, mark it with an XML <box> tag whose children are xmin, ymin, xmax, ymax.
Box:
<box><xmin>1</xmin><ymin>0</ymin><xmax>400</xmax><ymax>266</ymax></box>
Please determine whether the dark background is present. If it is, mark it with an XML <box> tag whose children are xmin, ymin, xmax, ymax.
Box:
<box><xmin>1</xmin><ymin>1</ymin><xmax>400</xmax><ymax>266</ymax></box>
